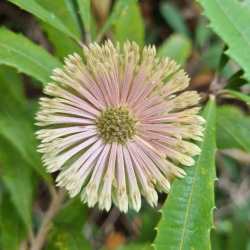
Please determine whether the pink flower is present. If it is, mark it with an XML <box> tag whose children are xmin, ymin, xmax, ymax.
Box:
<box><xmin>36</xmin><ymin>40</ymin><xmax>204</xmax><ymax>212</ymax></box>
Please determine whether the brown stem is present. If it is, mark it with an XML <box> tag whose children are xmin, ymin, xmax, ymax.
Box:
<box><xmin>30</xmin><ymin>189</ymin><xmax>65</xmax><ymax>250</ymax></box>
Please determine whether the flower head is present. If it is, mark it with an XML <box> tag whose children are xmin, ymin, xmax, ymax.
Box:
<box><xmin>36</xmin><ymin>40</ymin><xmax>204</xmax><ymax>212</ymax></box>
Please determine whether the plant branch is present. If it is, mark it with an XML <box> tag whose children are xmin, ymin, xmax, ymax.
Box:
<box><xmin>30</xmin><ymin>189</ymin><xmax>65</xmax><ymax>250</ymax></box>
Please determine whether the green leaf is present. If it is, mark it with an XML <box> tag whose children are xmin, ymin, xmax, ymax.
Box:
<box><xmin>46</xmin><ymin>199</ymin><xmax>90</xmax><ymax>250</ymax></box>
<box><xmin>36</xmin><ymin>0</ymin><xmax>81</xmax><ymax>38</ymax></box>
<box><xmin>0</xmin><ymin>66</ymin><xmax>26</xmax><ymax>106</ymax></box>
<box><xmin>8</xmin><ymin>0</ymin><xmax>79</xmax><ymax>41</ymax></box>
<box><xmin>197</xmin><ymin>0</ymin><xmax>250</xmax><ymax>81</ymax></box>
<box><xmin>200</xmin><ymin>42</ymin><xmax>224</xmax><ymax>70</ymax></box>
<box><xmin>220</xmin><ymin>90</ymin><xmax>250</xmax><ymax>105</ymax></box>
<box><xmin>46</xmin><ymin>228</ymin><xmax>91</xmax><ymax>250</ymax></box>
<box><xmin>77</xmin><ymin>0</ymin><xmax>91</xmax><ymax>33</ymax></box>
<box><xmin>0</xmin><ymin>66</ymin><xmax>49</xmax><ymax>181</ymax></box>
<box><xmin>97</xmin><ymin>0</ymin><xmax>137</xmax><ymax>41</ymax></box>
<box><xmin>160</xmin><ymin>2</ymin><xmax>190</xmax><ymax>37</ymax></box>
<box><xmin>42</xmin><ymin>23</ymin><xmax>82</xmax><ymax>60</ymax></box>
<box><xmin>157</xmin><ymin>34</ymin><xmax>192</xmax><ymax>65</ymax></box>
<box><xmin>154</xmin><ymin>98</ymin><xmax>216</xmax><ymax>250</ymax></box>
<box><xmin>118</xmin><ymin>244</ymin><xmax>153</xmax><ymax>250</ymax></box>
<box><xmin>0</xmin><ymin>192</ymin><xmax>26</xmax><ymax>250</ymax></box>
<box><xmin>0</xmin><ymin>137</ymin><xmax>34</xmax><ymax>231</ymax></box>
<box><xmin>195</xmin><ymin>18</ymin><xmax>213</xmax><ymax>48</ymax></box>
<box><xmin>113</xmin><ymin>2</ymin><xmax>144</xmax><ymax>46</ymax></box>
<box><xmin>0</xmin><ymin>27</ymin><xmax>62</xmax><ymax>83</ymax></box>
<box><xmin>54</xmin><ymin>198</ymin><xmax>88</xmax><ymax>231</ymax></box>
<box><xmin>217</xmin><ymin>105</ymin><xmax>250</xmax><ymax>152</ymax></box>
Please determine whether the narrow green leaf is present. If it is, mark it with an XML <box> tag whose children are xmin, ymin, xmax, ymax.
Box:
<box><xmin>154</xmin><ymin>98</ymin><xmax>216</xmax><ymax>250</ymax></box>
<box><xmin>0</xmin><ymin>27</ymin><xmax>61</xmax><ymax>83</ymax></box>
<box><xmin>77</xmin><ymin>0</ymin><xmax>90</xmax><ymax>34</ymax></box>
<box><xmin>160</xmin><ymin>2</ymin><xmax>190</xmax><ymax>37</ymax></box>
<box><xmin>157</xmin><ymin>34</ymin><xmax>192</xmax><ymax>65</ymax></box>
<box><xmin>97</xmin><ymin>0</ymin><xmax>137</xmax><ymax>41</ymax></box>
<box><xmin>36</xmin><ymin>0</ymin><xmax>81</xmax><ymax>38</ymax></box>
<box><xmin>0</xmin><ymin>137</ymin><xmax>34</xmax><ymax>231</ymax></box>
<box><xmin>197</xmin><ymin>0</ymin><xmax>250</xmax><ymax>81</ymax></box>
<box><xmin>113</xmin><ymin>2</ymin><xmax>144</xmax><ymax>46</ymax></box>
<box><xmin>220</xmin><ymin>90</ymin><xmax>250</xmax><ymax>105</ymax></box>
<box><xmin>195</xmin><ymin>18</ymin><xmax>213</xmax><ymax>48</ymax></box>
<box><xmin>77</xmin><ymin>0</ymin><xmax>97</xmax><ymax>41</ymax></box>
<box><xmin>8</xmin><ymin>0</ymin><xmax>79</xmax><ymax>41</ymax></box>
<box><xmin>217</xmin><ymin>105</ymin><xmax>250</xmax><ymax>152</ymax></box>
<box><xmin>0</xmin><ymin>66</ymin><xmax>49</xmax><ymax>181</ymax></box>
<box><xmin>42</xmin><ymin>23</ymin><xmax>82</xmax><ymax>60</ymax></box>
<box><xmin>0</xmin><ymin>193</ymin><xmax>26</xmax><ymax>250</ymax></box>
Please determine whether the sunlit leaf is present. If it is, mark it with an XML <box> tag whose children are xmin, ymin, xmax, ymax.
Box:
<box><xmin>154</xmin><ymin>98</ymin><xmax>216</xmax><ymax>250</ymax></box>
<box><xmin>0</xmin><ymin>27</ymin><xmax>61</xmax><ymax>83</ymax></box>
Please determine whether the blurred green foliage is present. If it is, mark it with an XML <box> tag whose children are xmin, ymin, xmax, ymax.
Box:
<box><xmin>0</xmin><ymin>0</ymin><xmax>250</xmax><ymax>250</ymax></box>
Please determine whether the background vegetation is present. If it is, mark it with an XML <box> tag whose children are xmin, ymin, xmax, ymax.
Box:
<box><xmin>0</xmin><ymin>0</ymin><xmax>250</xmax><ymax>250</ymax></box>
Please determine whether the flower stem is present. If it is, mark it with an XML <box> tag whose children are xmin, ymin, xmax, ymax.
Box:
<box><xmin>30</xmin><ymin>189</ymin><xmax>65</xmax><ymax>250</ymax></box>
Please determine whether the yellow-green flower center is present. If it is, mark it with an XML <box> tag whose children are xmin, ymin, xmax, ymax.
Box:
<box><xmin>96</xmin><ymin>107</ymin><xmax>136</xmax><ymax>144</ymax></box>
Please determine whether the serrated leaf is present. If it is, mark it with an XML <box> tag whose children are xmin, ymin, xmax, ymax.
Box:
<box><xmin>221</xmin><ymin>90</ymin><xmax>250</xmax><ymax>105</ymax></box>
<box><xmin>217</xmin><ymin>105</ymin><xmax>250</xmax><ymax>152</ymax></box>
<box><xmin>0</xmin><ymin>27</ymin><xmax>61</xmax><ymax>83</ymax></box>
<box><xmin>0</xmin><ymin>193</ymin><xmax>26</xmax><ymax>250</ymax></box>
<box><xmin>160</xmin><ymin>2</ymin><xmax>190</xmax><ymax>37</ymax></box>
<box><xmin>154</xmin><ymin>98</ymin><xmax>216</xmax><ymax>250</ymax></box>
<box><xmin>157</xmin><ymin>34</ymin><xmax>192</xmax><ymax>65</ymax></box>
<box><xmin>113</xmin><ymin>2</ymin><xmax>144</xmax><ymax>46</ymax></box>
<box><xmin>197</xmin><ymin>0</ymin><xmax>250</xmax><ymax>81</ymax></box>
<box><xmin>0</xmin><ymin>137</ymin><xmax>34</xmax><ymax>231</ymax></box>
<box><xmin>8</xmin><ymin>0</ymin><xmax>79</xmax><ymax>41</ymax></box>
<box><xmin>0</xmin><ymin>66</ymin><xmax>49</xmax><ymax>181</ymax></box>
<box><xmin>97</xmin><ymin>0</ymin><xmax>137</xmax><ymax>41</ymax></box>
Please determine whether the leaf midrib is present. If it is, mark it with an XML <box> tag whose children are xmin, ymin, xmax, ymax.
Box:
<box><xmin>178</xmin><ymin>104</ymin><xmax>213</xmax><ymax>250</ymax></box>
<box><xmin>0</xmin><ymin>41</ymin><xmax>51</xmax><ymax>75</ymax></box>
